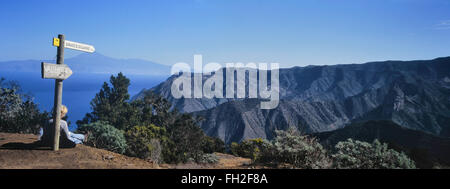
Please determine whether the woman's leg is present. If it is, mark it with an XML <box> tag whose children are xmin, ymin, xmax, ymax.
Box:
<box><xmin>69</xmin><ymin>133</ymin><xmax>85</xmax><ymax>144</ymax></box>
<box><xmin>70</xmin><ymin>137</ymin><xmax>83</xmax><ymax>144</ymax></box>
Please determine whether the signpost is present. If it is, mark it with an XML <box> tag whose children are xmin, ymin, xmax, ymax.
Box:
<box><xmin>42</xmin><ymin>34</ymin><xmax>95</xmax><ymax>151</ymax></box>
<box><xmin>41</xmin><ymin>62</ymin><xmax>73</xmax><ymax>80</ymax></box>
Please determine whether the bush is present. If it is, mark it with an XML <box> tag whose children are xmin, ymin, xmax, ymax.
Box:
<box><xmin>230</xmin><ymin>138</ymin><xmax>267</xmax><ymax>161</ymax></box>
<box><xmin>0</xmin><ymin>78</ymin><xmax>49</xmax><ymax>134</ymax></box>
<box><xmin>260</xmin><ymin>129</ymin><xmax>331</xmax><ymax>169</ymax></box>
<box><xmin>230</xmin><ymin>142</ymin><xmax>239</xmax><ymax>155</ymax></box>
<box><xmin>125</xmin><ymin>124</ymin><xmax>167</xmax><ymax>163</ymax></box>
<box><xmin>196</xmin><ymin>153</ymin><xmax>219</xmax><ymax>164</ymax></box>
<box><xmin>148</xmin><ymin>139</ymin><xmax>162</xmax><ymax>164</ymax></box>
<box><xmin>231</xmin><ymin>129</ymin><xmax>331</xmax><ymax>169</ymax></box>
<box><xmin>164</xmin><ymin>114</ymin><xmax>206</xmax><ymax>163</ymax></box>
<box><xmin>77</xmin><ymin>121</ymin><xmax>127</xmax><ymax>154</ymax></box>
<box><xmin>202</xmin><ymin>136</ymin><xmax>225</xmax><ymax>153</ymax></box>
<box><xmin>332</xmin><ymin>139</ymin><xmax>416</xmax><ymax>169</ymax></box>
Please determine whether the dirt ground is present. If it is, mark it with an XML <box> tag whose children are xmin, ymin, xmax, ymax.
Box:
<box><xmin>0</xmin><ymin>133</ymin><xmax>251</xmax><ymax>169</ymax></box>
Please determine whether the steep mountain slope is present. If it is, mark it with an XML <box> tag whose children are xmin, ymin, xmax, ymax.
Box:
<box><xmin>135</xmin><ymin>57</ymin><xmax>450</xmax><ymax>143</ymax></box>
<box><xmin>194</xmin><ymin>99</ymin><xmax>350</xmax><ymax>144</ymax></box>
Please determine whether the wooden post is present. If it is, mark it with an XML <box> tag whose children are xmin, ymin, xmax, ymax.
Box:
<box><xmin>44</xmin><ymin>34</ymin><xmax>94</xmax><ymax>150</ymax></box>
<box><xmin>53</xmin><ymin>34</ymin><xmax>65</xmax><ymax>151</ymax></box>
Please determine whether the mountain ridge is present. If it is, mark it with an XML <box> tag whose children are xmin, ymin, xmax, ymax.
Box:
<box><xmin>135</xmin><ymin>56</ymin><xmax>450</xmax><ymax>144</ymax></box>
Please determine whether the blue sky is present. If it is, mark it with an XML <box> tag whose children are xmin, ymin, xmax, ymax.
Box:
<box><xmin>1</xmin><ymin>0</ymin><xmax>450</xmax><ymax>68</ymax></box>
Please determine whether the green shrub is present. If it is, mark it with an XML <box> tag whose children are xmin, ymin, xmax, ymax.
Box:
<box><xmin>0</xmin><ymin>79</ymin><xmax>49</xmax><ymax>134</ymax></box>
<box><xmin>164</xmin><ymin>114</ymin><xmax>206</xmax><ymax>163</ymax></box>
<box><xmin>230</xmin><ymin>142</ymin><xmax>239</xmax><ymax>155</ymax></box>
<box><xmin>77</xmin><ymin>121</ymin><xmax>127</xmax><ymax>154</ymax></box>
<box><xmin>332</xmin><ymin>139</ymin><xmax>416</xmax><ymax>169</ymax></box>
<box><xmin>125</xmin><ymin>124</ymin><xmax>167</xmax><ymax>163</ymax></box>
<box><xmin>196</xmin><ymin>153</ymin><xmax>219</xmax><ymax>164</ymax></box>
<box><xmin>202</xmin><ymin>136</ymin><xmax>225</xmax><ymax>153</ymax></box>
<box><xmin>259</xmin><ymin>129</ymin><xmax>331</xmax><ymax>169</ymax></box>
<box><xmin>148</xmin><ymin>138</ymin><xmax>162</xmax><ymax>164</ymax></box>
<box><xmin>231</xmin><ymin>129</ymin><xmax>331</xmax><ymax>168</ymax></box>
<box><xmin>230</xmin><ymin>138</ymin><xmax>267</xmax><ymax>161</ymax></box>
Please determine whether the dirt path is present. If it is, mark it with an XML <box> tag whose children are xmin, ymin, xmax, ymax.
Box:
<box><xmin>160</xmin><ymin>153</ymin><xmax>252</xmax><ymax>169</ymax></box>
<box><xmin>0</xmin><ymin>133</ymin><xmax>250</xmax><ymax>169</ymax></box>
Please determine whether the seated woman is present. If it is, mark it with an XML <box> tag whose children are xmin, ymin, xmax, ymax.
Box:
<box><xmin>39</xmin><ymin>105</ymin><xmax>88</xmax><ymax>144</ymax></box>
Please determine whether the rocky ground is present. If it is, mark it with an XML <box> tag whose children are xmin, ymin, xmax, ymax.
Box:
<box><xmin>0</xmin><ymin>133</ymin><xmax>251</xmax><ymax>169</ymax></box>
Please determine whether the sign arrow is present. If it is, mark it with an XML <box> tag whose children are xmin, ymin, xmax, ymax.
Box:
<box><xmin>64</xmin><ymin>40</ymin><xmax>95</xmax><ymax>53</ymax></box>
<box><xmin>41</xmin><ymin>62</ymin><xmax>73</xmax><ymax>80</ymax></box>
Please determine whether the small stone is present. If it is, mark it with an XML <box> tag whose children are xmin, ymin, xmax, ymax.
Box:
<box><xmin>103</xmin><ymin>155</ymin><xmax>114</xmax><ymax>160</ymax></box>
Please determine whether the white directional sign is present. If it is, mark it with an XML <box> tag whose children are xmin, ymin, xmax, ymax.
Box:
<box><xmin>41</xmin><ymin>62</ymin><xmax>73</xmax><ymax>80</ymax></box>
<box><xmin>64</xmin><ymin>40</ymin><xmax>95</xmax><ymax>53</ymax></box>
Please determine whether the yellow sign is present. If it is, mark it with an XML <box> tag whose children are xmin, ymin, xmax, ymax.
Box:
<box><xmin>53</xmin><ymin>38</ymin><xmax>60</xmax><ymax>47</ymax></box>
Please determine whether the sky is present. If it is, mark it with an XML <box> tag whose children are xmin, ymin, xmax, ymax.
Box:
<box><xmin>1</xmin><ymin>0</ymin><xmax>450</xmax><ymax>68</ymax></box>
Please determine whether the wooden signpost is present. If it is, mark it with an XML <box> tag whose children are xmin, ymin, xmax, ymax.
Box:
<box><xmin>42</xmin><ymin>34</ymin><xmax>95</xmax><ymax>151</ymax></box>
<box><xmin>41</xmin><ymin>63</ymin><xmax>73</xmax><ymax>80</ymax></box>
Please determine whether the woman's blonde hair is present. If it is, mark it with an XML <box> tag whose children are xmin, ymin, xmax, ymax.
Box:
<box><xmin>61</xmin><ymin>105</ymin><xmax>68</xmax><ymax>116</ymax></box>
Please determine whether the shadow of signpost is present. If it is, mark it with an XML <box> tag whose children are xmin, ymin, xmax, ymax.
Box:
<box><xmin>0</xmin><ymin>130</ymin><xmax>76</xmax><ymax>150</ymax></box>
<box><xmin>0</xmin><ymin>141</ymin><xmax>52</xmax><ymax>150</ymax></box>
